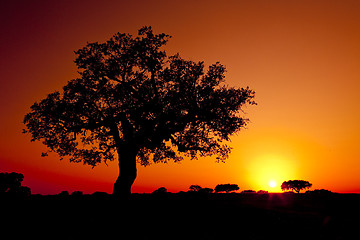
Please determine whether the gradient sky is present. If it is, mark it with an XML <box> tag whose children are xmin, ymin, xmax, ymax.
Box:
<box><xmin>1</xmin><ymin>0</ymin><xmax>360</xmax><ymax>194</ymax></box>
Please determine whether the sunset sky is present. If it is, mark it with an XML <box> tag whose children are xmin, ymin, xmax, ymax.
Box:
<box><xmin>1</xmin><ymin>0</ymin><xmax>360</xmax><ymax>194</ymax></box>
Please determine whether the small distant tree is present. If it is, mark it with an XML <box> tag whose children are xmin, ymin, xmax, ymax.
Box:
<box><xmin>188</xmin><ymin>185</ymin><xmax>213</xmax><ymax>194</ymax></box>
<box><xmin>0</xmin><ymin>172</ymin><xmax>31</xmax><ymax>197</ymax></box>
<box><xmin>152</xmin><ymin>187</ymin><xmax>167</xmax><ymax>194</ymax></box>
<box><xmin>189</xmin><ymin>185</ymin><xmax>202</xmax><ymax>192</ymax></box>
<box><xmin>281</xmin><ymin>180</ymin><xmax>312</xmax><ymax>193</ymax></box>
<box><xmin>214</xmin><ymin>184</ymin><xmax>239</xmax><ymax>193</ymax></box>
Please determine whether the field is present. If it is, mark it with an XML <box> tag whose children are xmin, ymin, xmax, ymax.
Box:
<box><xmin>2</xmin><ymin>192</ymin><xmax>359</xmax><ymax>239</ymax></box>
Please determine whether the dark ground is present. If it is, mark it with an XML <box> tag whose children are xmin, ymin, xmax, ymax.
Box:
<box><xmin>1</xmin><ymin>192</ymin><xmax>359</xmax><ymax>239</ymax></box>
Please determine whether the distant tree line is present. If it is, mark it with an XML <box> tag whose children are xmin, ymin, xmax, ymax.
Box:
<box><xmin>153</xmin><ymin>184</ymin><xmax>241</xmax><ymax>194</ymax></box>
<box><xmin>153</xmin><ymin>179</ymin><xmax>315</xmax><ymax>195</ymax></box>
<box><xmin>1</xmin><ymin>172</ymin><xmax>322</xmax><ymax>197</ymax></box>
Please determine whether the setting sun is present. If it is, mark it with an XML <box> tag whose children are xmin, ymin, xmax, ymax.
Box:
<box><xmin>242</xmin><ymin>148</ymin><xmax>298</xmax><ymax>192</ymax></box>
<box><xmin>269</xmin><ymin>180</ymin><xmax>277</xmax><ymax>188</ymax></box>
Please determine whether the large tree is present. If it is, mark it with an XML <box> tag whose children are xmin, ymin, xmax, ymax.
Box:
<box><xmin>23</xmin><ymin>27</ymin><xmax>255</xmax><ymax>198</ymax></box>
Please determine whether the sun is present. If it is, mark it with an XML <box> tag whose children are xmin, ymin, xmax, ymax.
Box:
<box><xmin>269</xmin><ymin>180</ymin><xmax>277</xmax><ymax>188</ymax></box>
<box><xmin>243</xmin><ymin>150</ymin><xmax>298</xmax><ymax>192</ymax></box>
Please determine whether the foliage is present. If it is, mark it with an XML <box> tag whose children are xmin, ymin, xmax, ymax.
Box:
<box><xmin>23</xmin><ymin>26</ymin><xmax>255</xmax><ymax>168</ymax></box>
<box><xmin>281</xmin><ymin>180</ymin><xmax>312</xmax><ymax>193</ymax></box>
<box><xmin>214</xmin><ymin>184</ymin><xmax>239</xmax><ymax>193</ymax></box>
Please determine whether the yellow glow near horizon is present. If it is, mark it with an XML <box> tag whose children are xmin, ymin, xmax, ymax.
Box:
<box><xmin>269</xmin><ymin>180</ymin><xmax>277</xmax><ymax>188</ymax></box>
<box><xmin>247</xmin><ymin>152</ymin><xmax>298</xmax><ymax>192</ymax></box>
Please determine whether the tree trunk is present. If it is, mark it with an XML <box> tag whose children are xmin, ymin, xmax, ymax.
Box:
<box><xmin>113</xmin><ymin>144</ymin><xmax>138</xmax><ymax>199</ymax></box>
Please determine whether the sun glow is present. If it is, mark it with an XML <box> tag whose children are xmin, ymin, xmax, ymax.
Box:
<box><xmin>269</xmin><ymin>180</ymin><xmax>277</xmax><ymax>188</ymax></box>
<box><xmin>245</xmin><ymin>152</ymin><xmax>298</xmax><ymax>192</ymax></box>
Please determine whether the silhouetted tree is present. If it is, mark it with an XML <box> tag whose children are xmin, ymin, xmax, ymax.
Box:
<box><xmin>214</xmin><ymin>184</ymin><xmax>239</xmax><ymax>193</ymax></box>
<box><xmin>281</xmin><ymin>180</ymin><xmax>312</xmax><ymax>193</ymax></box>
<box><xmin>188</xmin><ymin>185</ymin><xmax>213</xmax><ymax>194</ymax></box>
<box><xmin>58</xmin><ymin>191</ymin><xmax>69</xmax><ymax>197</ymax></box>
<box><xmin>152</xmin><ymin>187</ymin><xmax>167</xmax><ymax>194</ymax></box>
<box><xmin>189</xmin><ymin>185</ymin><xmax>202</xmax><ymax>192</ymax></box>
<box><xmin>23</xmin><ymin>26</ymin><xmax>255</xmax><ymax>198</ymax></box>
<box><xmin>0</xmin><ymin>172</ymin><xmax>31</xmax><ymax>197</ymax></box>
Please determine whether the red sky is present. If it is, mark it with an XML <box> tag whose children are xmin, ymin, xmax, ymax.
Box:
<box><xmin>1</xmin><ymin>0</ymin><xmax>360</xmax><ymax>194</ymax></box>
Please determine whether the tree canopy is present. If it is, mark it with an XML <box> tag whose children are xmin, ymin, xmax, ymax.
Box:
<box><xmin>214</xmin><ymin>184</ymin><xmax>239</xmax><ymax>193</ymax></box>
<box><xmin>281</xmin><ymin>180</ymin><xmax>312</xmax><ymax>193</ymax></box>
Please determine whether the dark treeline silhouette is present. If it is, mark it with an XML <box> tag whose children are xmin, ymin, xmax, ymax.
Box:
<box><xmin>3</xmin><ymin>172</ymin><xmax>357</xmax><ymax>239</ymax></box>
<box><xmin>0</xmin><ymin>172</ymin><xmax>320</xmax><ymax>199</ymax></box>
<box><xmin>2</xmin><ymin>185</ymin><xmax>358</xmax><ymax>240</ymax></box>
<box><xmin>0</xmin><ymin>172</ymin><xmax>319</xmax><ymax>199</ymax></box>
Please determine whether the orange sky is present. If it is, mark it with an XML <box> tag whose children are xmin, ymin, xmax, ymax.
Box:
<box><xmin>1</xmin><ymin>0</ymin><xmax>360</xmax><ymax>194</ymax></box>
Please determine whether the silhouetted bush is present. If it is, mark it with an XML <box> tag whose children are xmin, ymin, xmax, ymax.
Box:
<box><xmin>189</xmin><ymin>185</ymin><xmax>202</xmax><ymax>192</ymax></box>
<box><xmin>214</xmin><ymin>184</ymin><xmax>239</xmax><ymax>193</ymax></box>
<box><xmin>0</xmin><ymin>172</ymin><xmax>23</xmax><ymax>192</ymax></box>
<box><xmin>257</xmin><ymin>190</ymin><xmax>269</xmax><ymax>194</ymax></box>
<box><xmin>71</xmin><ymin>191</ymin><xmax>83</xmax><ymax>198</ymax></box>
<box><xmin>58</xmin><ymin>191</ymin><xmax>69</xmax><ymax>197</ymax></box>
<box><xmin>152</xmin><ymin>187</ymin><xmax>167</xmax><ymax>194</ymax></box>
<box><xmin>0</xmin><ymin>172</ymin><xmax>31</xmax><ymax>198</ymax></box>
